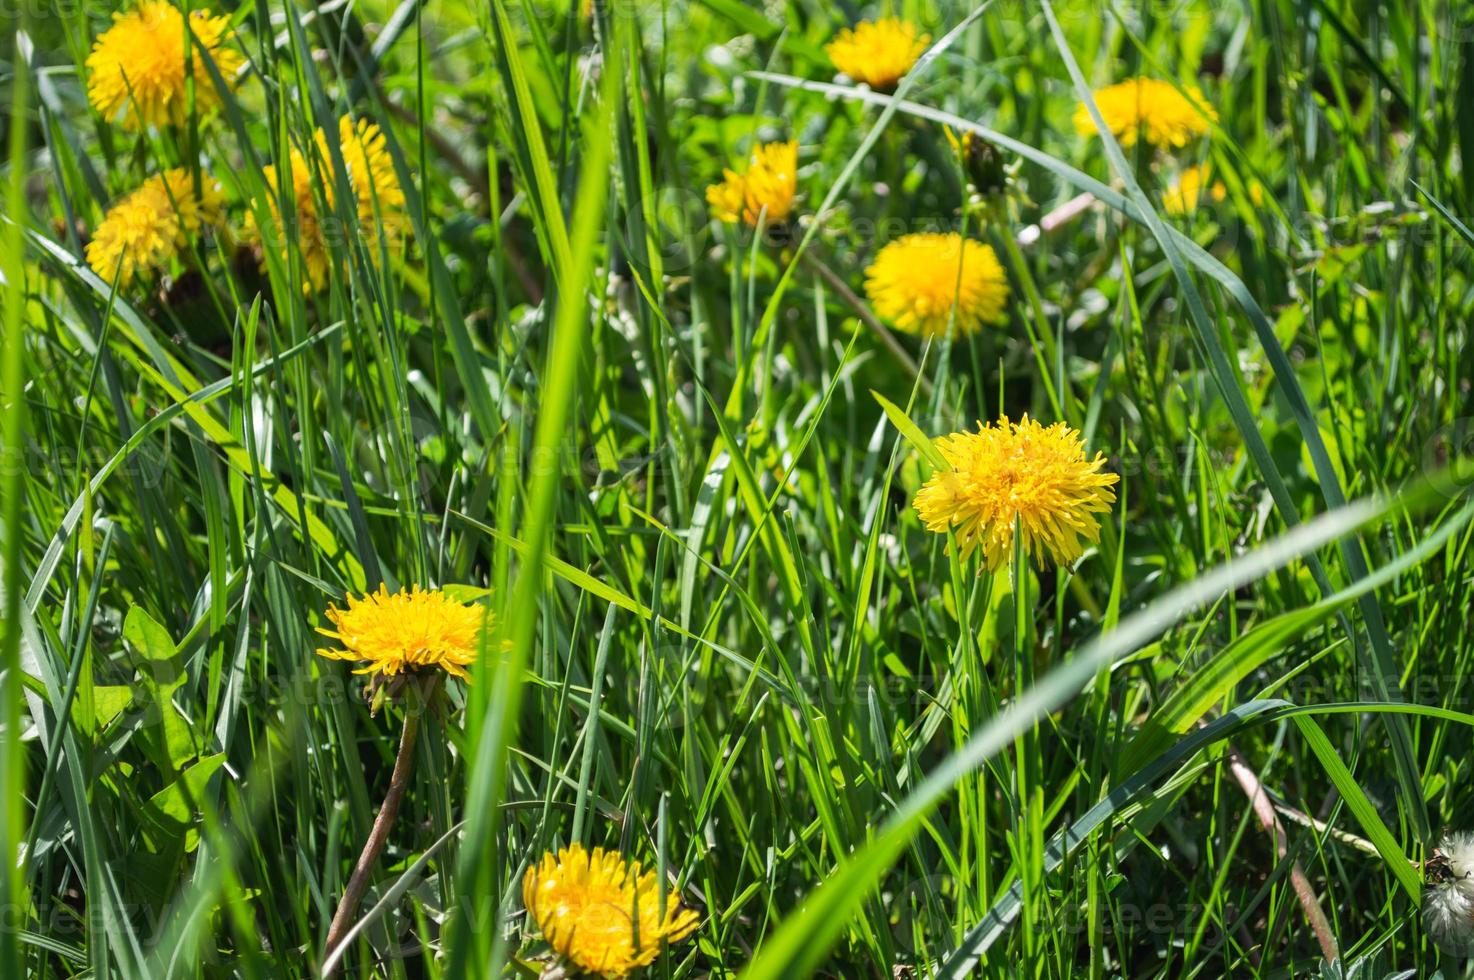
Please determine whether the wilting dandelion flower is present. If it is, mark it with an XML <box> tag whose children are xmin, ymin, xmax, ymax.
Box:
<box><xmin>254</xmin><ymin>115</ymin><xmax>407</xmax><ymax>292</ymax></box>
<box><xmin>1162</xmin><ymin>162</ymin><xmax>1226</xmax><ymax>215</ymax></box>
<box><xmin>316</xmin><ymin>585</ymin><xmax>489</xmax><ymax>684</ymax></box>
<box><xmin>914</xmin><ymin>416</ymin><xmax>1118</xmax><ymax>571</ymax></box>
<box><xmin>864</xmin><ymin>232</ymin><xmax>1008</xmax><ymax>338</ymax></box>
<box><xmin>86</xmin><ymin>0</ymin><xmax>243</xmax><ymax>130</ymax></box>
<box><xmin>825</xmin><ymin>18</ymin><xmax>929</xmax><ymax>92</ymax></box>
<box><xmin>1072</xmin><ymin>77</ymin><xmax>1217</xmax><ymax>150</ymax></box>
<box><xmin>705</xmin><ymin>140</ymin><xmax>798</xmax><ymax>227</ymax></box>
<box><xmin>523</xmin><ymin>844</ymin><xmax>699</xmax><ymax>978</ymax></box>
<box><xmin>945</xmin><ymin>128</ymin><xmax>1009</xmax><ymax>198</ymax></box>
<box><xmin>86</xmin><ymin>168</ymin><xmax>224</xmax><ymax>288</ymax></box>
<box><xmin>1424</xmin><ymin>831</ymin><xmax>1474</xmax><ymax>956</ymax></box>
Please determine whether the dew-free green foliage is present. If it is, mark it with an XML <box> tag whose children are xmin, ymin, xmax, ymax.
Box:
<box><xmin>6</xmin><ymin>0</ymin><xmax>1474</xmax><ymax>977</ymax></box>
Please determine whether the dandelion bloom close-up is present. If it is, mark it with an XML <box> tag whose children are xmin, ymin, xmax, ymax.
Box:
<box><xmin>705</xmin><ymin>140</ymin><xmax>798</xmax><ymax>227</ymax></box>
<box><xmin>316</xmin><ymin>585</ymin><xmax>489</xmax><ymax>682</ymax></box>
<box><xmin>914</xmin><ymin>416</ymin><xmax>1118</xmax><ymax>571</ymax></box>
<box><xmin>523</xmin><ymin>844</ymin><xmax>700</xmax><ymax>979</ymax></box>
<box><xmin>85</xmin><ymin>168</ymin><xmax>224</xmax><ymax>288</ymax></box>
<box><xmin>825</xmin><ymin>18</ymin><xmax>929</xmax><ymax>91</ymax></box>
<box><xmin>86</xmin><ymin>0</ymin><xmax>243</xmax><ymax>130</ymax></box>
<box><xmin>254</xmin><ymin>115</ymin><xmax>407</xmax><ymax>291</ymax></box>
<box><xmin>864</xmin><ymin>232</ymin><xmax>1009</xmax><ymax>338</ymax></box>
<box><xmin>1072</xmin><ymin>77</ymin><xmax>1217</xmax><ymax>149</ymax></box>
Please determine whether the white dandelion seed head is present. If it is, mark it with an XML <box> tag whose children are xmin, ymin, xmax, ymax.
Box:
<box><xmin>1443</xmin><ymin>831</ymin><xmax>1474</xmax><ymax>876</ymax></box>
<box><xmin>1423</xmin><ymin>831</ymin><xmax>1474</xmax><ymax>956</ymax></box>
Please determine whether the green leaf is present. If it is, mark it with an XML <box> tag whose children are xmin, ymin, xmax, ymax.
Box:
<box><xmin>123</xmin><ymin>606</ymin><xmax>182</xmax><ymax>683</ymax></box>
<box><xmin>1119</xmin><ymin>601</ymin><xmax>1347</xmax><ymax>774</ymax></box>
<box><xmin>91</xmin><ymin>686</ymin><xmax>133</xmax><ymax>733</ymax></box>
<box><xmin>141</xmin><ymin>753</ymin><xmax>227</xmax><ymax>853</ymax></box>
<box><xmin>123</xmin><ymin>607</ymin><xmax>195</xmax><ymax>774</ymax></box>
<box><xmin>1292</xmin><ymin>717</ymin><xmax>1421</xmax><ymax>902</ymax></box>
<box><xmin>873</xmin><ymin>390</ymin><xmax>946</xmax><ymax>470</ymax></box>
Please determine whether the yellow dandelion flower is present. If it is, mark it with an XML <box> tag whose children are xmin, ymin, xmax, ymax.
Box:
<box><xmin>913</xmin><ymin>416</ymin><xmax>1118</xmax><ymax>571</ymax></box>
<box><xmin>825</xmin><ymin>17</ymin><xmax>930</xmax><ymax>92</ymax></box>
<box><xmin>316</xmin><ymin>585</ymin><xmax>489</xmax><ymax>682</ymax></box>
<box><xmin>523</xmin><ymin>844</ymin><xmax>699</xmax><ymax>979</ymax></box>
<box><xmin>1072</xmin><ymin>77</ymin><xmax>1217</xmax><ymax>150</ymax></box>
<box><xmin>253</xmin><ymin>115</ymin><xmax>408</xmax><ymax>291</ymax></box>
<box><xmin>257</xmin><ymin>144</ymin><xmax>329</xmax><ymax>289</ymax></box>
<box><xmin>86</xmin><ymin>167</ymin><xmax>224</xmax><ymax>288</ymax></box>
<box><xmin>86</xmin><ymin>0</ymin><xmax>243</xmax><ymax>130</ymax></box>
<box><xmin>319</xmin><ymin>115</ymin><xmax>407</xmax><ymax>234</ymax></box>
<box><xmin>1162</xmin><ymin>162</ymin><xmax>1227</xmax><ymax>215</ymax></box>
<box><xmin>864</xmin><ymin>232</ymin><xmax>1009</xmax><ymax>338</ymax></box>
<box><xmin>705</xmin><ymin>140</ymin><xmax>798</xmax><ymax>227</ymax></box>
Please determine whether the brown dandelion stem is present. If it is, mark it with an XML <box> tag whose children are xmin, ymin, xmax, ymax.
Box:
<box><xmin>1015</xmin><ymin>190</ymin><xmax>1099</xmax><ymax>248</ymax></box>
<box><xmin>323</xmin><ymin>706</ymin><xmax>422</xmax><ymax>975</ymax></box>
<box><xmin>1222</xmin><ymin>739</ymin><xmax>1339</xmax><ymax>963</ymax></box>
<box><xmin>800</xmin><ymin>251</ymin><xmax>935</xmax><ymax>399</ymax></box>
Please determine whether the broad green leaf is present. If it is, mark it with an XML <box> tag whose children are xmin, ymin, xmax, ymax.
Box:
<box><xmin>141</xmin><ymin>754</ymin><xmax>227</xmax><ymax>853</ymax></box>
<box><xmin>123</xmin><ymin>607</ymin><xmax>195</xmax><ymax>774</ymax></box>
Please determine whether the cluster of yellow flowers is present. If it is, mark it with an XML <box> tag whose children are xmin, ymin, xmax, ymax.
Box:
<box><xmin>315</xmin><ymin>582</ymin><xmax>705</xmax><ymax>977</ymax></box>
<box><xmin>705</xmin><ymin>21</ymin><xmax>1223</xmax><ymax>347</ymax></box>
<box><xmin>75</xmin><ymin>4</ymin><xmax>1225</xmax><ymax>974</ymax></box>
<box><xmin>82</xmin><ymin>2</ymin><xmax>406</xmax><ymax>294</ymax></box>
<box><xmin>84</xmin><ymin>168</ymin><xmax>223</xmax><ymax>288</ymax></box>
<box><xmin>692</xmin><ymin>20</ymin><xmax>1228</xmax><ymax>583</ymax></box>
<box><xmin>1073</xmin><ymin>78</ymin><xmax>1235</xmax><ymax>215</ymax></box>
<box><xmin>704</xmin><ymin>140</ymin><xmax>799</xmax><ymax>227</ymax></box>
<box><xmin>302</xmin><ymin>15</ymin><xmax>1222</xmax><ymax>972</ymax></box>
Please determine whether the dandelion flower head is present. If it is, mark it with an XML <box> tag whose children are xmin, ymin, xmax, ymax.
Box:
<box><xmin>706</xmin><ymin>140</ymin><xmax>798</xmax><ymax>227</ymax></box>
<box><xmin>86</xmin><ymin>167</ymin><xmax>224</xmax><ymax>288</ymax></box>
<box><xmin>253</xmin><ymin>115</ymin><xmax>407</xmax><ymax>291</ymax></box>
<box><xmin>316</xmin><ymin>585</ymin><xmax>489</xmax><ymax>682</ymax></box>
<box><xmin>864</xmin><ymin>232</ymin><xmax>1009</xmax><ymax>338</ymax></box>
<box><xmin>914</xmin><ymin>416</ymin><xmax>1118</xmax><ymax>571</ymax></box>
<box><xmin>523</xmin><ymin>844</ymin><xmax>699</xmax><ymax>978</ymax></box>
<box><xmin>825</xmin><ymin>18</ymin><xmax>929</xmax><ymax>92</ymax></box>
<box><xmin>87</xmin><ymin>0</ymin><xmax>243</xmax><ymax>130</ymax></box>
<box><xmin>1072</xmin><ymin>77</ymin><xmax>1217</xmax><ymax>150</ymax></box>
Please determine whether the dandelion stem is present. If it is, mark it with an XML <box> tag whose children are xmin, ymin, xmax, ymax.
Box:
<box><xmin>800</xmin><ymin>250</ymin><xmax>935</xmax><ymax>399</ymax></box>
<box><xmin>323</xmin><ymin>704</ymin><xmax>423</xmax><ymax>975</ymax></box>
<box><xmin>1223</xmin><ymin>740</ymin><xmax>1339</xmax><ymax>962</ymax></box>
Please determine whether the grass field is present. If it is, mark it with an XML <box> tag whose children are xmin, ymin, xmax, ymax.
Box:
<box><xmin>5</xmin><ymin>0</ymin><xmax>1474</xmax><ymax>976</ymax></box>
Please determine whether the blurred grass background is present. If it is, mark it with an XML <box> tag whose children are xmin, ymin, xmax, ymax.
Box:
<box><xmin>4</xmin><ymin>0</ymin><xmax>1474</xmax><ymax>976</ymax></box>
